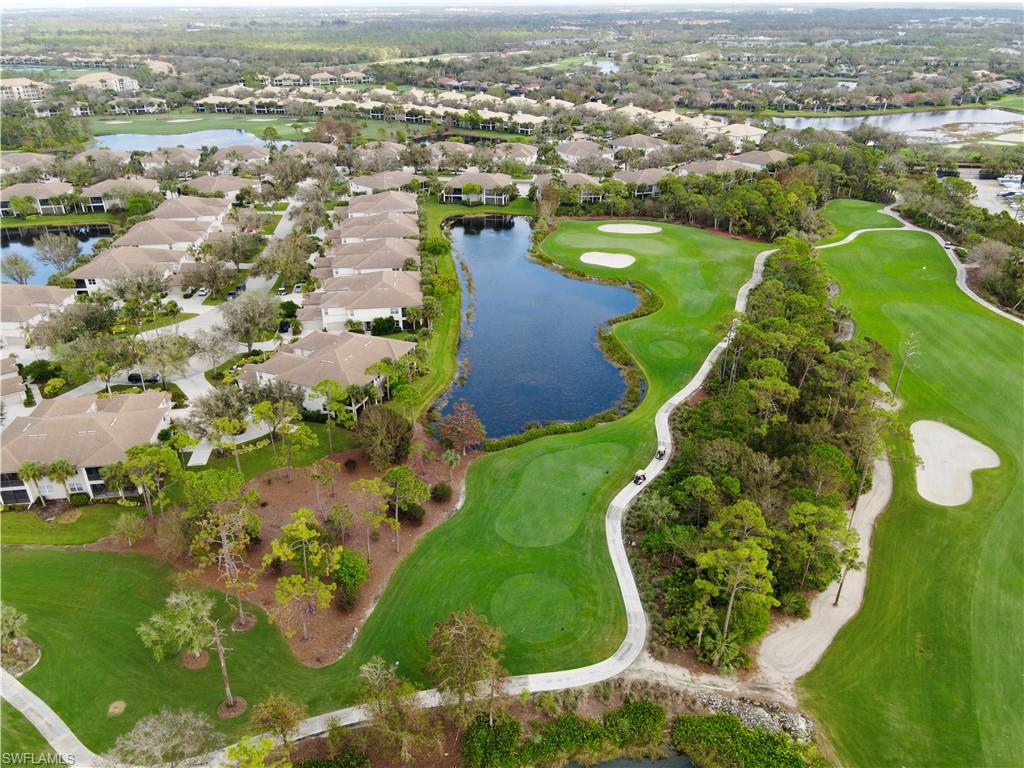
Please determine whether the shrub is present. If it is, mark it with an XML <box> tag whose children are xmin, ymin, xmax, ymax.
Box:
<box><xmin>42</xmin><ymin>377</ymin><xmax>66</xmax><ymax>398</ymax></box>
<box><xmin>68</xmin><ymin>493</ymin><xmax>90</xmax><ymax>507</ymax></box>
<box><xmin>170</xmin><ymin>390</ymin><xmax>188</xmax><ymax>409</ymax></box>
<box><xmin>671</xmin><ymin>714</ymin><xmax>809</xmax><ymax>768</ymax></box>
<box><xmin>779</xmin><ymin>591</ymin><xmax>810</xmax><ymax>619</ymax></box>
<box><xmin>302</xmin><ymin>409</ymin><xmax>329</xmax><ymax>423</ymax></box>
<box><xmin>400</xmin><ymin>502</ymin><xmax>425</xmax><ymax>525</ymax></box>
<box><xmin>462</xmin><ymin>712</ymin><xmax>523</xmax><ymax>768</ymax></box>
<box><xmin>21</xmin><ymin>359</ymin><xmax>60</xmax><ymax>385</ymax></box>
<box><xmin>332</xmin><ymin>548</ymin><xmax>369</xmax><ymax>610</ymax></box>
<box><xmin>355</xmin><ymin>405</ymin><xmax>412</xmax><ymax>470</ymax></box>
<box><xmin>430</xmin><ymin>482</ymin><xmax>453</xmax><ymax>502</ymax></box>
<box><xmin>297</xmin><ymin>753</ymin><xmax>369</xmax><ymax>768</ymax></box>
<box><xmin>602</xmin><ymin>699</ymin><xmax>667</xmax><ymax>749</ymax></box>
<box><xmin>370</xmin><ymin>316</ymin><xmax>400</xmax><ymax>336</ymax></box>
<box><xmin>344</xmin><ymin>458</ymin><xmax>358</xmax><ymax>472</ymax></box>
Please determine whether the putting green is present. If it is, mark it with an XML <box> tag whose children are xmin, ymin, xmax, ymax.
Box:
<box><xmin>800</xmin><ymin>207</ymin><xmax>1024</xmax><ymax>768</ymax></box>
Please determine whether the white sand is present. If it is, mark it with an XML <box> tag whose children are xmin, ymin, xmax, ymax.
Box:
<box><xmin>101</xmin><ymin>120</ymin><xmax>131</xmax><ymax>125</ymax></box>
<box><xmin>580</xmin><ymin>251</ymin><xmax>635</xmax><ymax>268</ymax></box>
<box><xmin>249</xmin><ymin>118</ymin><xmax>278</xmax><ymax>122</ymax></box>
<box><xmin>166</xmin><ymin>118</ymin><xmax>200</xmax><ymax>123</ymax></box>
<box><xmin>597</xmin><ymin>223</ymin><xmax>662</xmax><ymax>235</ymax></box>
<box><xmin>911</xmin><ymin>420</ymin><xmax>999</xmax><ymax>506</ymax></box>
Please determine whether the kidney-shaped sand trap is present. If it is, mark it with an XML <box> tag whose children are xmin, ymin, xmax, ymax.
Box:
<box><xmin>911</xmin><ymin>420</ymin><xmax>999</xmax><ymax>506</ymax></box>
<box><xmin>580</xmin><ymin>251</ymin><xmax>635</xmax><ymax>268</ymax></box>
<box><xmin>597</xmin><ymin>223</ymin><xmax>662</xmax><ymax>235</ymax></box>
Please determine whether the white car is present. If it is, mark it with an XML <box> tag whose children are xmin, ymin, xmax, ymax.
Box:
<box><xmin>197</xmin><ymin>286</ymin><xmax>210</xmax><ymax>297</ymax></box>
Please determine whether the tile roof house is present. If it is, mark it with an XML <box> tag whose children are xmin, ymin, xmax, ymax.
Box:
<box><xmin>0</xmin><ymin>356</ymin><xmax>26</xmax><ymax>409</ymax></box>
<box><xmin>140</xmin><ymin>147</ymin><xmax>202</xmax><ymax>172</ymax></box>
<box><xmin>298</xmin><ymin>271</ymin><xmax>423</xmax><ymax>332</ymax></box>
<box><xmin>239</xmin><ymin>330</ymin><xmax>416</xmax><ymax>411</ymax></box>
<box><xmin>212</xmin><ymin>145</ymin><xmax>271</xmax><ymax>172</ymax></box>
<box><xmin>0</xmin><ymin>152</ymin><xmax>55</xmax><ymax>177</ymax></box>
<box><xmin>0</xmin><ymin>284</ymin><xmax>77</xmax><ymax>345</ymax></box>
<box><xmin>313</xmin><ymin>238</ymin><xmax>419</xmax><ymax>277</ymax></box>
<box><xmin>80</xmin><ymin>177</ymin><xmax>160</xmax><ymax>213</ymax></box>
<box><xmin>555</xmin><ymin>139</ymin><xmax>613</xmax><ymax>166</ymax></box>
<box><xmin>70</xmin><ymin>71</ymin><xmax>139</xmax><ymax>93</ymax></box>
<box><xmin>348</xmin><ymin>171</ymin><xmax>426</xmax><ymax>196</ymax></box>
<box><xmin>151</xmin><ymin>195</ymin><xmax>231</xmax><ymax>225</ymax></box>
<box><xmin>0</xmin><ymin>390</ymin><xmax>172</xmax><ymax>505</ymax></box>
<box><xmin>493</xmin><ymin>142</ymin><xmax>539</xmax><ymax>164</ymax></box>
<box><xmin>0</xmin><ymin>181</ymin><xmax>73</xmax><ymax>216</ymax></box>
<box><xmin>185</xmin><ymin>175</ymin><xmax>259</xmax><ymax>199</ymax></box>
<box><xmin>731</xmin><ymin>149</ymin><xmax>792</xmax><ymax>170</ymax></box>
<box><xmin>534</xmin><ymin>172</ymin><xmax>604</xmax><ymax>204</ymax></box>
<box><xmin>0</xmin><ymin>78</ymin><xmax>52</xmax><ymax>102</ymax></box>
<box><xmin>613</xmin><ymin>168</ymin><xmax>673</xmax><ymax>196</ymax></box>
<box><xmin>343</xmin><ymin>190</ymin><xmax>418</xmax><ymax>218</ymax></box>
<box><xmin>611</xmin><ymin>134</ymin><xmax>671</xmax><ymax>154</ymax></box>
<box><xmin>67</xmin><ymin>246</ymin><xmax>185</xmax><ymax>295</ymax></box>
<box><xmin>329</xmin><ymin>211</ymin><xmax>419</xmax><ymax>243</ymax></box>
<box><xmin>441</xmin><ymin>172</ymin><xmax>514</xmax><ymax>205</ymax></box>
<box><xmin>284</xmin><ymin>142</ymin><xmax>338</xmax><ymax>162</ymax></box>
<box><xmin>111</xmin><ymin>219</ymin><xmax>210</xmax><ymax>250</ymax></box>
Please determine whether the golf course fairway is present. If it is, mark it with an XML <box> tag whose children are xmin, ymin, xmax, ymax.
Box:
<box><xmin>800</xmin><ymin>204</ymin><xmax>1024</xmax><ymax>767</ymax></box>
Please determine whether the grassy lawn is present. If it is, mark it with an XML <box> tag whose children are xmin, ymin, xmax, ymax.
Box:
<box><xmin>989</xmin><ymin>93</ymin><xmax>1024</xmax><ymax>113</ymax></box>
<box><xmin>0</xmin><ymin>219</ymin><xmax>760</xmax><ymax>753</ymax></box>
<box><xmin>0</xmin><ymin>504</ymin><xmax>136</xmax><ymax>546</ymax></box>
<box><xmin>799</xmin><ymin>208</ymin><xmax>1024</xmax><ymax>767</ymax></box>
<box><xmin>132</xmin><ymin>312</ymin><xmax>198</xmax><ymax>333</ymax></box>
<box><xmin>412</xmin><ymin>197</ymin><xmax>535</xmax><ymax>418</ymax></box>
<box><xmin>0</xmin><ymin>212</ymin><xmax>116</xmax><ymax>230</ymax></box>
<box><xmin>90</xmin><ymin>111</ymin><xmax>435</xmax><ymax>143</ymax></box>
<box><xmin>816</xmin><ymin>199</ymin><xmax>903</xmax><ymax>244</ymax></box>
<box><xmin>1</xmin><ymin>701</ymin><xmax>55</xmax><ymax>759</ymax></box>
<box><xmin>259</xmin><ymin>214</ymin><xmax>283</xmax><ymax>235</ymax></box>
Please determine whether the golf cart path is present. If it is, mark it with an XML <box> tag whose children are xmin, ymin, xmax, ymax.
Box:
<box><xmin>5</xmin><ymin>210</ymin><xmax>1019</xmax><ymax>763</ymax></box>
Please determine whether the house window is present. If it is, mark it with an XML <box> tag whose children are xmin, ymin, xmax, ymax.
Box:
<box><xmin>87</xmin><ymin>278</ymin><xmax>97</xmax><ymax>285</ymax></box>
<box><xmin>68</xmin><ymin>480</ymin><xmax>86</xmax><ymax>493</ymax></box>
<box><xmin>0</xmin><ymin>472</ymin><xmax>24</xmax><ymax>488</ymax></box>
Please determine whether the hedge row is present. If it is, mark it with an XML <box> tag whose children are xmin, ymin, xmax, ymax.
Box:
<box><xmin>462</xmin><ymin>699</ymin><xmax>667</xmax><ymax>768</ymax></box>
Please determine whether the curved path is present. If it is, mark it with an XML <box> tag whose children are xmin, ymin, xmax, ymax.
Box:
<box><xmin>6</xmin><ymin>208</ymin><xmax>1019</xmax><ymax>763</ymax></box>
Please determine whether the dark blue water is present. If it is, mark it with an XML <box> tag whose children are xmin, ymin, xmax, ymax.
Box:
<box><xmin>92</xmin><ymin>129</ymin><xmax>274</xmax><ymax>153</ymax></box>
<box><xmin>439</xmin><ymin>215</ymin><xmax>636</xmax><ymax>439</ymax></box>
<box><xmin>1</xmin><ymin>225</ymin><xmax>110</xmax><ymax>284</ymax></box>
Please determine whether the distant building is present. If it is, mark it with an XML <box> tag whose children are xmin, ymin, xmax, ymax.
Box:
<box><xmin>0</xmin><ymin>78</ymin><xmax>52</xmax><ymax>102</ymax></box>
<box><xmin>70</xmin><ymin>71</ymin><xmax>139</xmax><ymax>93</ymax></box>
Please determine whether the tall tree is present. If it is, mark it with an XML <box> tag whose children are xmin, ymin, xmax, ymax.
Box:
<box><xmin>44</xmin><ymin>459</ymin><xmax>76</xmax><ymax>500</ymax></box>
<box><xmin>252</xmin><ymin>399</ymin><xmax>300</xmax><ymax>457</ymax></box>
<box><xmin>350</xmin><ymin>477</ymin><xmax>394</xmax><ymax>563</ymax></box>
<box><xmin>106</xmin><ymin>708</ymin><xmax>223</xmax><ymax>768</ymax></box>
<box><xmin>381</xmin><ymin>465</ymin><xmax>429</xmax><ymax>552</ymax></box>
<box><xmin>358</xmin><ymin>656</ymin><xmax>441</xmax><ymax>766</ymax></box>
<box><xmin>250</xmin><ymin>693</ymin><xmax>307</xmax><ymax>754</ymax></box>
<box><xmin>33</xmin><ymin>232</ymin><xmax>81</xmax><ymax>274</ymax></box>
<box><xmin>118</xmin><ymin>444</ymin><xmax>183</xmax><ymax>518</ymax></box>
<box><xmin>440</xmin><ymin>399</ymin><xmax>486</xmax><ymax>454</ymax></box>
<box><xmin>220</xmin><ymin>292</ymin><xmax>280</xmax><ymax>353</ymax></box>
<box><xmin>1</xmin><ymin>252</ymin><xmax>35</xmax><ymax>285</ymax></box>
<box><xmin>138</xmin><ymin>591</ymin><xmax>240</xmax><ymax>711</ymax></box>
<box><xmin>427</xmin><ymin>607</ymin><xmax>508</xmax><ymax>728</ymax></box>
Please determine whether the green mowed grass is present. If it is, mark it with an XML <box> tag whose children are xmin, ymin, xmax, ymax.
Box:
<box><xmin>0</xmin><ymin>504</ymin><xmax>136</xmax><ymax>546</ymax></box>
<box><xmin>1</xmin><ymin>701</ymin><xmax>55</xmax><ymax>759</ymax></box>
<box><xmin>816</xmin><ymin>199</ymin><xmax>903</xmax><ymax>244</ymax></box>
<box><xmin>90</xmin><ymin>112</ymin><xmax>433</xmax><ymax>142</ymax></box>
<box><xmin>800</xmin><ymin>220</ymin><xmax>1024</xmax><ymax>767</ymax></box>
<box><xmin>0</xmin><ymin>218</ymin><xmax>760</xmax><ymax>752</ymax></box>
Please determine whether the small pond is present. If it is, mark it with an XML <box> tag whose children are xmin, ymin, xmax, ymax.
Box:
<box><xmin>91</xmin><ymin>128</ymin><xmax>274</xmax><ymax>153</ymax></box>
<box><xmin>439</xmin><ymin>215</ymin><xmax>636</xmax><ymax>439</ymax></box>
<box><xmin>587</xmin><ymin>59</ymin><xmax>621</xmax><ymax>75</ymax></box>
<box><xmin>1</xmin><ymin>225</ymin><xmax>111</xmax><ymax>284</ymax></box>
<box><xmin>773</xmin><ymin>107</ymin><xmax>1023</xmax><ymax>139</ymax></box>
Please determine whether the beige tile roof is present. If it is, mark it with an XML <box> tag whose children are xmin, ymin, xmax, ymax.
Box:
<box><xmin>349</xmin><ymin>171</ymin><xmax>425</xmax><ymax>192</ymax></box>
<box><xmin>315</xmin><ymin>238</ymin><xmax>419</xmax><ymax>275</ymax></box>
<box><xmin>68</xmin><ymin>247</ymin><xmax>182</xmax><ymax>280</ymax></box>
<box><xmin>301</xmin><ymin>271</ymin><xmax>423</xmax><ymax>313</ymax></box>
<box><xmin>186</xmin><ymin>175</ymin><xmax>258</xmax><ymax>195</ymax></box>
<box><xmin>112</xmin><ymin>219</ymin><xmax>209</xmax><ymax>248</ymax></box>
<box><xmin>534</xmin><ymin>172</ymin><xmax>600</xmax><ymax>190</ymax></box>
<box><xmin>1</xmin><ymin>391</ymin><xmax>170</xmax><ymax>471</ymax></box>
<box><xmin>152</xmin><ymin>195</ymin><xmax>230</xmax><ymax>220</ymax></box>
<box><xmin>678</xmin><ymin>159</ymin><xmax>754</xmax><ymax>176</ymax></box>
<box><xmin>81</xmin><ymin>177</ymin><xmax>159</xmax><ymax>197</ymax></box>
<box><xmin>71</xmin><ymin>149</ymin><xmax>131</xmax><ymax>164</ymax></box>
<box><xmin>0</xmin><ymin>152</ymin><xmax>55</xmax><ymax>173</ymax></box>
<box><xmin>331</xmin><ymin>211</ymin><xmax>419</xmax><ymax>241</ymax></box>
<box><xmin>613</xmin><ymin>168</ymin><xmax>673</xmax><ymax>185</ymax></box>
<box><xmin>0</xmin><ymin>284</ymin><xmax>76</xmax><ymax>323</ymax></box>
<box><xmin>342</xmin><ymin>190</ymin><xmax>418</xmax><ymax>218</ymax></box>
<box><xmin>611</xmin><ymin>133</ymin><xmax>671</xmax><ymax>151</ymax></box>
<box><xmin>242</xmin><ymin>330</ymin><xmax>416</xmax><ymax>389</ymax></box>
<box><xmin>445</xmin><ymin>172</ymin><xmax>513</xmax><ymax>189</ymax></box>
<box><xmin>212</xmin><ymin>145</ymin><xmax>270</xmax><ymax>164</ymax></box>
<box><xmin>284</xmin><ymin>142</ymin><xmax>338</xmax><ymax>160</ymax></box>
<box><xmin>0</xmin><ymin>181</ymin><xmax>73</xmax><ymax>202</ymax></box>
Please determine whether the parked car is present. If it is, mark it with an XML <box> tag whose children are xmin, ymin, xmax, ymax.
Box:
<box><xmin>278</xmin><ymin>286</ymin><xmax>287</xmax><ymax>296</ymax></box>
<box><xmin>235</xmin><ymin>282</ymin><xmax>247</xmax><ymax>293</ymax></box>
<box><xmin>128</xmin><ymin>372</ymin><xmax>161</xmax><ymax>385</ymax></box>
<box><xmin>293</xmin><ymin>283</ymin><xmax>304</xmax><ymax>294</ymax></box>
<box><xmin>182</xmin><ymin>287</ymin><xmax>196</xmax><ymax>299</ymax></box>
<box><xmin>196</xmin><ymin>286</ymin><xmax>210</xmax><ymax>297</ymax></box>
<box><xmin>226</xmin><ymin>290</ymin><xmax>238</xmax><ymax>300</ymax></box>
<box><xmin>278</xmin><ymin>320</ymin><xmax>291</xmax><ymax>334</ymax></box>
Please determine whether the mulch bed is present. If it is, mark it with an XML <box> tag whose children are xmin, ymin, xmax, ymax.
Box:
<box><xmin>93</xmin><ymin>425</ymin><xmax>478</xmax><ymax>667</ymax></box>
<box><xmin>217</xmin><ymin>696</ymin><xmax>248</xmax><ymax>719</ymax></box>
<box><xmin>181</xmin><ymin>649</ymin><xmax>210</xmax><ymax>670</ymax></box>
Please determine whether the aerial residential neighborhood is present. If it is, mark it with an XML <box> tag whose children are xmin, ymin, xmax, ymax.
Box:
<box><xmin>0</xmin><ymin>3</ymin><xmax>1021</xmax><ymax>768</ymax></box>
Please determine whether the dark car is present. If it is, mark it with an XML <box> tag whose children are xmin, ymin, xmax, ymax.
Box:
<box><xmin>278</xmin><ymin>320</ymin><xmax>291</xmax><ymax>334</ymax></box>
<box><xmin>226</xmin><ymin>290</ymin><xmax>238</xmax><ymax>300</ymax></box>
<box><xmin>235</xmin><ymin>282</ymin><xmax>247</xmax><ymax>293</ymax></box>
<box><xmin>128</xmin><ymin>372</ymin><xmax>161</xmax><ymax>384</ymax></box>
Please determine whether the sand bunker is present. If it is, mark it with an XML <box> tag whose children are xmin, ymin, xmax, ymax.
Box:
<box><xmin>597</xmin><ymin>223</ymin><xmax>662</xmax><ymax>235</ymax></box>
<box><xmin>249</xmin><ymin>118</ymin><xmax>278</xmax><ymax>122</ymax></box>
<box><xmin>580</xmin><ymin>251</ymin><xmax>635</xmax><ymax>268</ymax></box>
<box><xmin>101</xmin><ymin>120</ymin><xmax>130</xmax><ymax>125</ymax></box>
<box><xmin>911</xmin><ymin>420</ymin><xmax>999</xmax><ymax>506</ymax></box>
<box><xmin>167</xmin><ymin>118</ymin><xmax>200</xmax><ymax>123</ymax></box>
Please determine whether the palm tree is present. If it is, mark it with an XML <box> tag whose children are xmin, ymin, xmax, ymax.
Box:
<box><xmin>45</xmin><ymin>459</ymin><xmax>77</xmax><ymax>501</ymax></box>
<box><xmin>164</xmin><ymin>300</ymin><xmax>183</xmax><ymax>331</ymax></box>
<box><xmin>16</xmin><ymin>460</ymin><xmax>46</xmax><ymax>509</ymax></box>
